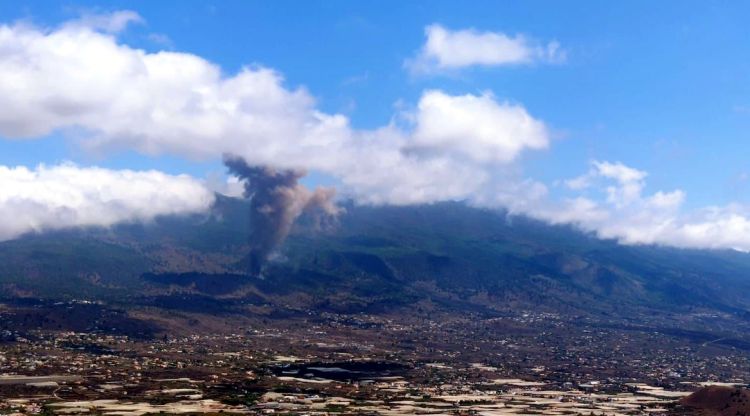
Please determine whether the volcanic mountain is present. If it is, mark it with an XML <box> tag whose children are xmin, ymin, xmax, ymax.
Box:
<box><xmin>1</xmin><ymin>195</ymin><xmax>750</xmax><ymax>342</ymax></box>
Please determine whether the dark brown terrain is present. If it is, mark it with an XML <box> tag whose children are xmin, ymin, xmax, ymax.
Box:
<box><xmin>676</xmin><ymin>386</ymin><xmax>750</xmax><ymax>415</ymax></box>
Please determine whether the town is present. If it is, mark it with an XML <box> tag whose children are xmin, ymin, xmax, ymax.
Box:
<box><xmin>1</xmin><ymin>304</ymin><xmax>748</xmax><ymax>415</ymax></box>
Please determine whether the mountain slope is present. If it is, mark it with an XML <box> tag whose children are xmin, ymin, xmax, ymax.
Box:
<box><xmin>1</xmin><ymin>195</ymin><xmax>749</xmax><ymax>324</ymax></box>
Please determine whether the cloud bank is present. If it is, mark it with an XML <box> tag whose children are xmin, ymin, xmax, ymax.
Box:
<box><xmin>509</xmin><ymin>161</ymin><xmax>750</xmax><ymax>252</ymax></box>
<box><xmin>2</xmin><ymin>14</ymin><xmax>750</xmax><ymax>253</ymax></box>
<box><xmin>406</xmin><ymin>24</ymin><xmax>565</xmax><ymax>74</ymax></box>
<box><xmin>0</xmin><ymin>17</ymin><xmax>548</xmax><ymax>207</ymax></box>
<box><xmin>0</xmin><ymin>163</ymin><xmax>214</xmax><ymax>241</ymax></box>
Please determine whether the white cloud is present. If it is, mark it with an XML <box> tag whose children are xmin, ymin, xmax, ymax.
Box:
<box><xmin>205</xmin><ymin>174</ymin><xmax>245</xmax><ymax>198</ymax></box>
<box><xmin>406</xmin><ymin>24</ymin><xmax>565</xmax><ymax>74</ymax></box>
<box><xmin>647</xmin><ymin>190</ymin><xmax>685</xmax><ymax>210</ymax></box>
<box><xmin>521</xmin><ymin>160</ymin><xmax>750</xmax><ymax>251</ymax></box>
<box><xmin>0</xmin><ymin>17</ymin><xmax>550</xmax><ymax>207</ymax></box>
<box><xmin>0</xmin><ymin>163</ymin><xmax>214</xmax><ymax>241</ymax></box>
<box><xmin>593</xmin><ymin>160</ymin><xmax>647</xmax><ymax>184</ymax></box>
<box><xmin>6</xmin><ymin>14</ymin><xmax>750</xmax><ymax>253</ymax></box>
<box><xmin>566</xmin><ymin>161</ymin><xmax>647</xmax><ymax>207</ymax></box>
<box><xmin>411</xmin><ymin>90</ymin><xmax>548</xmax><ymax>163</ymax></box>
<box><xmin>67</xmin><ymin>10</ymin><xmax>144</xmax><ymax>34</ymax></box>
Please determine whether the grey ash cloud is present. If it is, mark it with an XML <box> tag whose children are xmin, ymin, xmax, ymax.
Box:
<box><xmin>223</xmin><ymin>154</ymin><xmax>341</xmax><ymax>276</ymax></box>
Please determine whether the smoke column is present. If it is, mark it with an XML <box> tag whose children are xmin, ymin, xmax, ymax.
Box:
<box><xmin>224</xmin><ymin>155</ymin><xmax>340</xmax><ymax>276</ymax></box>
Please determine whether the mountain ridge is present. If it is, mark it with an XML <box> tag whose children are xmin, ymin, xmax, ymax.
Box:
<box><xmin>1</xmin><ymin>195</ymin><xmax>749</xmax><ymax>325</ymax></box>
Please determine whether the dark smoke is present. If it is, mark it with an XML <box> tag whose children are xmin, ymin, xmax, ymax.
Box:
<box><xmin>224</xmin><ymin>155</ymin><xmax>341</xmax><ymax>276</ymax></box>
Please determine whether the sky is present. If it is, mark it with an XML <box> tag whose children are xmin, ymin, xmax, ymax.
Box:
<box><xmin>1</xmin><ymin>1</ymin><xmax>750</xmax><ymax>250</ymax></box>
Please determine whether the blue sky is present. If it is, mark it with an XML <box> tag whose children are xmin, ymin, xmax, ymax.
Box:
<box><xmin>1</xmin><ymin>1</ymin><xmax>750</xmax><ymax>249</ymax></box>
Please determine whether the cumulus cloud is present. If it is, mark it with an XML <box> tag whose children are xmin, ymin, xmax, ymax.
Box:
<box><xmin>524</xmin><ymin>160</ymin><xmax>750</xmax><ymax>251</ymax></box>
<box><xmin>0</xmin><ymin>17</ymin><xmax>549</xmax><ymax>207</ymax></box>
<box><xmin>565</xmin><ymin>161</ymin><xmax>648</xmax><ymax>207</ymax></box>
<box><xmin>0</xmin><ymin>163</ymin><xmax>214</xmax><ymax>241</ymax></box>
<box><xmin>4</xmin><ymin>14</ymin><xmax>750</xmax><ymax>253</ymax></box>
<box><xmin>406</xmin><ymin>24</ymin><xmax>565</xmax><ymax>74</ymax></box>
<box><xmin>410</xmin><ymin>90</ymin><xmax>548</xmax><ymax>163</ymax></box>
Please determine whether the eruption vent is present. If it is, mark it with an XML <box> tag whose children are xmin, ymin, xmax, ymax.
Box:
<box><xmin>224</xmin><ymin>155</ymin><xmax>341</xmax><ymax>276</ymax></box>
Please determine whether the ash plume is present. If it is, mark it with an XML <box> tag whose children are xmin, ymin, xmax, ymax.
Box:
<box><xmin>224</xmin><ymin>155</ymin><xmax>341</xmax><ymax>276</ymax></box>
